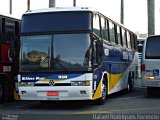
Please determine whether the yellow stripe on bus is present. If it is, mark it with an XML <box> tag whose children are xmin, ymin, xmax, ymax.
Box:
<box><xmin>108</xmin><ymin>73</ymin><xmax>123</xmax><ymax>92</ymax></box>
<box><xmin>40</xmin><ymin>79</ymin><xmax>61</xmax><ymax>83</ymax></box>
<box><xmin>92</xmin><ymin>79</ymin><xmax>102</xmax><ymax>100</ymax></box>
<box><xmin>92</xmin><ymin>73</ymin><xmax>123</xmax><ymax>100</ymax></box>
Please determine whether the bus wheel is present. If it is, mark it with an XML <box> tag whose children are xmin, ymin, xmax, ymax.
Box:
<box><xmin>147</xmin><ymin>87</ymin><xmax>154</xmax><ymax>96</ymax></box>
<box><xmin>95</xmin><ymin>78</ymin><xmax>107</xmax><ymax>105</ymax></box>
<box><xmin>0</xmin><ymin>76</ymin><xmax>9</xmax><ymax>103</ymax></box>
<box><xmin>127</xmin><ymin>75</ymin><xmax>134</xmax><ymax>93</ymax></box>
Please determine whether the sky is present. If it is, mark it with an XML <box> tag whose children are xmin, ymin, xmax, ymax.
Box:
<box><xmin>0</xmin><ymin>0</ymin><xmax>160</xmax><ymax>35</ymax></box>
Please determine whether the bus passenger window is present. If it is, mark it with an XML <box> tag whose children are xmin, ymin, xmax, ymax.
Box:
<box><xmin>101</xmin><ymin>17</ymin><xmax>109</xmax><ymax>41</ymax></box>
<box><xmin>121</xmin><ymin>28</ymin><xmax>127</xmax><ymax>47</ymax></box>
<box><xmin>93</xmin><ymin>14</ymin><xmax>101</xmax><ymax>38</ymax></box>
<box><xmin>109</xmin><ymin>21</ymin><xmax>116</xmax><ymax>43</ymax></box>
<box><xmin>133</xmin><ymin>35</ymin><xmax>138</xmax><ymax>50</ymax></box>
<box><xmin>127</xmin><ymin>31</ymin><xmax>131</xmax><ymax>48</ymax></box>
<box><xmin>3</xmin><ymin>19</ymin><xmax>15</xmax><ymax>43</ymax></box>
<box><xmin>117</xmin><ymin>26</ymin><xmax>122</xmax><ymax>45</ymax></box>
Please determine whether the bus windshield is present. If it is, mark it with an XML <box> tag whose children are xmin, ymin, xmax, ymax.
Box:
<box><xmin>145</xmin><ymin>37</ymin><xmax>160</xmax><ymax>59</ymax></box>
<box><xmin>20</xmin><ymin>33</ymin><xmax>91</xmax><ymax>72</ymax></box>
<box><xmin>21</xmin><ymin>12</ymin><xmax>91</xmax><ymax>33</ymax></box>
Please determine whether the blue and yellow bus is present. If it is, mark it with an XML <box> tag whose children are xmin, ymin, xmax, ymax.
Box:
<box><xmin>17</xmin><ymin>7</ymin><xmax>138</xmax><ymax>104</ymax></box>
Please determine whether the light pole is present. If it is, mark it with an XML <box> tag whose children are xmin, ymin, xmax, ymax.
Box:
<box><xmin>49</xmin><ymin>0</ymin><xmax>56</xmax><ymax>8</ymax></box>
<box><xmin>9</xmin><ymin>0</ymin><xmax>12</xmax><ymax>14</ymax></box>
<box><xmin>147</xmin><ymin>0</ymin><xmax>155</xmax><ymax>36</ymax></box>
<box><xmin>120</xmin><ymin>0</ymin><xmax>124</xmax><ymax>24</ymax></box>
<box><xmin>27</xmin><ymin>0</ymin><xmax>30</xmax><ymax>11</ymax></box>
<box><xmin>73</xmin><ymin>0</ymin><xmax>76</xmax><ymax>7</ymax></box>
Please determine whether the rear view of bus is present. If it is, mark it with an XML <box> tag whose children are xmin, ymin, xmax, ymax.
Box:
<box><xmin>141</xmin><ymin>35</ymin><xmax>160</xmax><ymax>95</ymax></box>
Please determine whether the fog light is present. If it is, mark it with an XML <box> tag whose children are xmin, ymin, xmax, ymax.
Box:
<box><xmin>21</xmin><ymin>91</ymin><xmax>27</xmax><ymax>94</ymax></box>
<box><xmin>80</xmin><ymin>91</ymin><xmax>86</xmax><ymax>95</ymax></box>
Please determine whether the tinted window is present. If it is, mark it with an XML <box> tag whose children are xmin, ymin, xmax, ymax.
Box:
<box><xmin>54</xmin><ymin>34</ymin><xmax>91</xmax><ymax>71</ymax></box>
<box><xmin>133</xmin><ymin>35</ymin><xmax>138</xmax><ymax>50</ymax></box>
<box><xmin>93</xmin><ymin>14</ymin><xmax>101</xmax><ymax>37</ymax></box>
<box><xmin>21</xmin><ymin>12</ymin><xmax>91</xmax><ymax>33</ymax></box>
<box><xmin>109</xmin><ymin>21</ymin><xmax>115</xmax><ymax>43</ymax></box>
<box><xmin>117</xmin><ymin>26</ymin><xmax>122</xmax><ymax>45</ymax></box>
<box><xmin>145</xmin><ymin>36</ymin><xmax>160</xmax><ymax>59</ymax></box>
<box><xmin>0</xmin><ymin>18</ymin><xmax>17</xmax><ymax>43</ymax></box>
<box><xmin>20</xmin><ymin>34</ymin><xmax>91</xmax><ymax>72</ymax></box>
<box><xmin>101</xmin><ymin>17</ymin><xmax>109</xmax><ymax>41</ymax></box>
<box><xmin>126</xmin><ymin>31</ymin><xmax>131</xmax><ymax>48</ymax></box>
<box><xmin>20</xmin><ymin>35</ymin><xmax>52</xmax><ymax>71</ymax></box>
<box><xmin>121</xmin><ymin>28</ymin><xmax>127</xmax><ymax>47</ymax></box>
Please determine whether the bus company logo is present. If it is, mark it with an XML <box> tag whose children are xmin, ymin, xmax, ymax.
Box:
<box><xmin>49</xmin><ymin>80</ymin><xmax>55</xmax><ymax>86</ymax></box>
<box><xmin>22</xmin><ymin>77</ymin><xmax>35</xmax><ymax>80</ymax></box>
<box><xmin>58</xmin><ymin>75</ymin><xmax>68</xmax><ymax>79</ymax></box>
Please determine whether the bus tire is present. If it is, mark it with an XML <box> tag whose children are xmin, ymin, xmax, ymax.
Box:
<box><xmin>147</xmin><ymin>87</ymin><xmax>154</xmax><ymax>96</ymax></box>
<box><xmin>0</xmin><ymin>76</ymin><xmax>10</xmax><ymax>103</ymax></box>
<box><xmin>127</xmin><ymin>73</ymin><xmax>134</xmax><ymax>93</ymax></box>
<box><xmin>95</xmin><ymin>78</ymin><xmax>108</xmax><ymax>105</ymax></box>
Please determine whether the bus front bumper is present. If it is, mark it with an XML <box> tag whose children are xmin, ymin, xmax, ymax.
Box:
<box><xmin>141</xmin><ymin>79</ymin><xmax>160</xmax><ymax>87</ymax></box>
<box><xmin>18</xmin><ymin>86</ymin><xmax>93</xmax><ymax>101</ymax></box>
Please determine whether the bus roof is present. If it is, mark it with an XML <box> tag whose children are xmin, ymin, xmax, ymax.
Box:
<box><xmin>23</xmin><ymin>7</ymin><xmax>136</xmax><ymax>35</ymax></box>
<box><xmin>0</xmin><ymin>13</ymin><xmax>20</xmax><ymax>21</ymax></box>
<box><xmin>24</xmin><ymin>7</ymin><xmax>95</xmax><ymax>15</ymax></box>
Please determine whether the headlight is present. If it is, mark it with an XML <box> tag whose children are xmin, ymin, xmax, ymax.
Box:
<box><xmin>19</xmin><ymin>82</ymin><xmax>34</xmax><ymax>86</ymax></box>
<box><xmin>71</xmin><ymin>81</ymin><xmax>90</xmax><ymax>86</ymax></box>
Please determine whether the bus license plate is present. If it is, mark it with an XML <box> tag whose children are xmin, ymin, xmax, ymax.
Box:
<box><xmin>47</xmin><ymin>91</ymin><xmax>59</xmax><ymax>96</ymax></box>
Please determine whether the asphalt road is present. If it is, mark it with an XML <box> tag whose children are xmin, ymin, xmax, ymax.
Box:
<box><xmin>0</xmin><ymin>85</ymin><xmax>160</xmax><ymax>120</ymax></box>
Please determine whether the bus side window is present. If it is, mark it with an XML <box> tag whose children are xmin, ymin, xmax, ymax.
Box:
<box><xmin>134</xmin><ymin>35</ymin><xmax>138</xmax><ymax>51</ymax></box>
<box><xmin>130</xmin><ymin>33</ymin><xmax>133</xmax><ymax>49</ymax></box>
<box><xmin>127</xmin><ymin>31</ymin><xmax>131</xmax><ymax>49</ymax></box>
<box><xmin>101</xmin><ymin>17</ymin><xmax>109</xmax><ymax>42</ymax></box>
<box><xmin>117</xmin><ymin>26</ymin><xmax>122</xmax><ymax>45</ymax></box>
<box><xmin>93</xmin><ymin>14</ymin><xmax>101</xmax><ymax>38</ymax></box>
<box><xmin>109</xmin><ymin>21</ymin><xmax>116</xmax><ymax>43</ymax></box>
<box><xmin>114</xmin><ymin>24</ymin><xmax>118</xmax><ymax>45</ymax></box>
<box><xmin>2</xmin><ymin>18</ymin><xmax>15</xmax><ymax>43</ymax></box>
<box><xmin>130</xmin><ymin>34</ymin><xmax>137</xmax><ymax>51</ymax></box>
<box><xmin>121</xmin><ymin>28</ymin><xmax>127</xmax><ymax>47</ymax></box>
<box><xmin>2</xmin><ymin>18</ymin><xmax>5</xmax><ymax>42</ymax></box>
